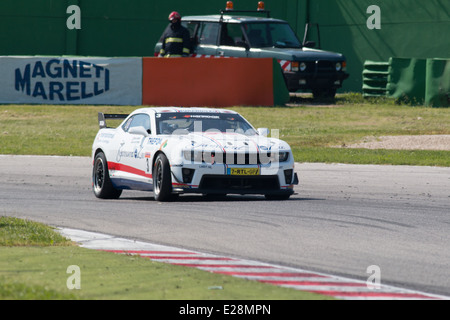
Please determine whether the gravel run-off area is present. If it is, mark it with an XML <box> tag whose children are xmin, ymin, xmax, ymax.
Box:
<box><xmin>342</xmin><ymin>135</ymin><xmax>450</xmax><ymax>151</ymax></box>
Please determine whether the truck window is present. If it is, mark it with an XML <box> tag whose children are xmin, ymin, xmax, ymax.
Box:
<box><xmin>198</xmin><ymin>22</ymin><xmax>220</xmax><ymax>45</ymax></box>
<box><xmin>244</xmin><ymin>22</ymin><xmax>301</xmax><ymax>48</ymax></box>
<box><xmin>184</xmin><ymin>21</ymin><xmax>200</xmax><ymax>48</ymax></box>
<box><xmin>184</xmin><ymin>21</ymin><xmax>198</xmax><ymax>37</ymax></box>
<box><xmin>220</xmin><ymin>23</ymin><xmax>246</xmax><ymax>46</ymax></box>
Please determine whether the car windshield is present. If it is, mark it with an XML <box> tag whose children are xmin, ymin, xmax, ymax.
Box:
<box><xmin>244</xmin><ymin>22</ymin><xmax>301</xmax><ymax>48</ymax></box>
<box><xmin>155</xmin><ymin>112</ymin><xmax>256</xmax><ymax>135</ymax></box>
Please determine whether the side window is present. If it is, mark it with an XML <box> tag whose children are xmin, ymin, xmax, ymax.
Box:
<box><xmin>245</xmin><ymin>23</ymin><xmax>269</xmax><ymax>48</ymax></box>
<box><xmin>122</xmin><ymin>117</ymin><xmax>133</xmax><ymax>132</ymax></box>
<box><xmin>198</xmin><ymin>22</ymin><xmax>220</xmax><ymax>45</ymax></box>
<box><xmin>184</xmin><ymin>21</ymin><xmax>197</xmax><ymax>38</ymax></box>
<box><xmin>184</xmin><ymin>21</ymin><xmax>200</xmax><ymax>48</ymax></box>
<box><xmin>123</xmin><ymin>114</ymin><xmax>151</xmax><ymax>134</ymax></box>
<box><xmin>221</xmin><ymin>23</ymin><xmax>245</xmax><ymax>46</ymax></box>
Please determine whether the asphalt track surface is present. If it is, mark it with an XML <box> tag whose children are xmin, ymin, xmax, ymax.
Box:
<box><xmin>1</xmin><ymin>155</ymin><xmax>449</xmax><ymax>297</ymax></box>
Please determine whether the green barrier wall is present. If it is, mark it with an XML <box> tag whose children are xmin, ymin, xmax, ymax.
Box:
<box><xmin>362</xmin><ymin>60</ymin><xmax>389</xmax><ymax>97</ymax></box>
<box><xmin>387</xmin><ymin>58</ymin><xmax>427</xmax><ymax>104</ymax></box>
<box><xmin>0</xmin><ymin>0</ymin><xmax>298</xmax><ymax>57</ymax></box>
<box><xmin>306</xmin><ymin>0</ymin><xmax>450</xmax><ymax>93</ymax></box>
<box><xmin>272</xmin><ymin>59</ymin><xmax>290</xmax><ymax>105</ymax></box>
<box><xmin>367</xmin><ymin>57</ymin><xmax>450</xmax><ymax>107</ymax></box>
<box><xmin>0</xmin><ymin>0</ymin><xmax>449</xmax><ymax>92</ymax></box>
<box><xmin>426</xmin><ymin>59</ymin><xmax>450</xmax><ymax>108</ymax></box>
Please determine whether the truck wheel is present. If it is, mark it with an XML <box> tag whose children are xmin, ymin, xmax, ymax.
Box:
<box><xmin>93</xmin><ymin>152</ymin><xmax>122</xmax><ymax>199</ymax></box>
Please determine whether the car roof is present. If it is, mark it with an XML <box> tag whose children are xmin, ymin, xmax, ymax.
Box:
<box><xmin>132</xmin><ymin>107</ymin><xmax>239</xmax><ymax>115</ymax></box>
<box><xmin>182</xmin><ymin>14</ymin><xmax>286</xmax><ymax>24</ymax></box>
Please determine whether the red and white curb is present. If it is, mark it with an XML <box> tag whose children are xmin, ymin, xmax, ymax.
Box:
<box><xmin>58</xmin><ymin>228</ymin><xmax>449</xmax><ymax>300</ymax></box>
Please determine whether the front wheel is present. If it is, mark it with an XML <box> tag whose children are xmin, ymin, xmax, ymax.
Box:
<box><xmin>93</xmin><ymin>152</ymin><xmax>122</xmax><ymax>199</ymax></box>
<box><xmin>153</xmin><ymin>153</ymin><xmax>174</xmax><ymax>202</ymax></box>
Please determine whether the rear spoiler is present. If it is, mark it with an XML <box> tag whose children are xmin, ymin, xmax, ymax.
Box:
<box><xmin>98</xmin><ymin>112</ymin><xmax>128</xmax><ymax>129</ymax></box>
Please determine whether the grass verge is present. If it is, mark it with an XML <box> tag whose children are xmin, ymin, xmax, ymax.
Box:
<box><xmin>0</xmin><ymin>216</ymin><xmax>331</xmax><ymax>300</ymax></box>
<box><xmin>0</xmin><ymin>217</ymin><xmax>73</xmax><ymax>246</ymax></box>
<box><xmin>234</xmin><ymin>97</ymin><xmax>450</xmax><ymax>166</ymax></box>
<box><xmin>1</xmin><ymin>94</ymin><xmax>449</xmax><ymax>166</ymax></box>
<box><xmin>292</xmin><ymin>148</ymin><xmax>450</xmax><ymax>166</ymax></box>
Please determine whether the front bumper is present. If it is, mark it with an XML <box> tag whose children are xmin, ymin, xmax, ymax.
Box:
<box><xmin>285</xmin><ymin>70</ymin><xmax>349</xmax><ymax>92</ymax></box>
<box><xmin>170</xmin><ymin>163</ymin><xmax>298</xmax><ymax>195</ymax></box>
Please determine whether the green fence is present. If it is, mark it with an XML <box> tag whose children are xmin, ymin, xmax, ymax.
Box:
<box><xmin>1</xmin><ymin>0</ymin><xmax>449</xmax><ymax>93</ymax></box>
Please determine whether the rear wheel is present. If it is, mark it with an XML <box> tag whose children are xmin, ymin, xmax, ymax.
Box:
<box><xmin>93</xmin><ymin>152</ymin><xmax>122</xmax><ymax>199</ymax></box>
<box><xmin>153</xmin><ymin>153</ymin><xmax>174</xmax><ymax>202</ymax></box>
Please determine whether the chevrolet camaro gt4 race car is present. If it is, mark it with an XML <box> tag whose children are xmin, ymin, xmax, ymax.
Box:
<box><xmin>92</xmin><ymin>107</ymin><xmax>298</xmax><ymax>201</ymax></box>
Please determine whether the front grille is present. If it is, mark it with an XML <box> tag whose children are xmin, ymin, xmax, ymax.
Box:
<box><xmin>218</xmin><ymin>152</ymin><xmax>261</xmax><ymax>165</ymax></box>
<box><xmin>188</xmin><ymin>151</ymin><xmax>276</xmax><ymax>165</ymax></box>
<box><xmin>304</xmin><ymin>60</ymin><xmax>335</xmax><ymax>73</ymax></box>
<box><xmin>316</xmin><ymin>60</ymin><xmax>334</xmax><ymax>72</ymax></box>
<box><xmin>200</xmin><ymin>175</ymin><xmax>280</xmax><ymax>192</ymax></box>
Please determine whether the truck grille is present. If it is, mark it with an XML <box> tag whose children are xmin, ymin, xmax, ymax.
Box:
<box><xmin>306</xmin><ymin>60</ymin><xmax>335</xmax><ymax>73</ymax></box>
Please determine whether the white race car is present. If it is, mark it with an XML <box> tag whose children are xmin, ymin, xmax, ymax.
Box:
<box><xmin>92</xmin><ymin>107</ymin><xmax>298</xmax><ymax>201</ymax></box>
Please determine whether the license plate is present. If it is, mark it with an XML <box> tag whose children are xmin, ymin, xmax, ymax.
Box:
<box><xmin>227</xmin><ymin>168</ymin><xmax>260</xmax><ymax>175</ymax></box>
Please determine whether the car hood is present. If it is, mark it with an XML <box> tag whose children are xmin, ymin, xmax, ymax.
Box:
<box><xmin>177</xmin><ymin>131</ymin><xmax>290</xmax><ymax>153</ymax></box>
<box><xmin>259</xmin><ymin>47</ymin><xmax>345</xmax><ymax>61</ymax></box>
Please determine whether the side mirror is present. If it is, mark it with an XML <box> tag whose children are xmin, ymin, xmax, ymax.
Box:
<box><xmin>257</xmin><ymin>128</ymin><xmax>269</xmax><ymax>137</ymax></box>
<box><xmin>128</xmin><ymin>126</ymin><xmax>149</xmax><ymax>137</ymax></box>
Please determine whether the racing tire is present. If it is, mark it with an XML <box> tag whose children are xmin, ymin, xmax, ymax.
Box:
<box><xmin>153</xmin><ymin>153</ymin><xmax>174</xmax><ymax>202</ymax></box>
<box><xmin>264</xmin><ymin>194</ymin><xmax>291</xmax><ymax>200</ymax></box>
<box><xmin>93</xmin><ymin>152</ymin><xmax>122</xmax><ymax>199</ymax></box>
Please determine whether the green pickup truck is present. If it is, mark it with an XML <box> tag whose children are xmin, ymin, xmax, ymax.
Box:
<box><xmin>154</xmin><ymin>4</ymin><xmax>349</xmax><ymax>99</ymax></box>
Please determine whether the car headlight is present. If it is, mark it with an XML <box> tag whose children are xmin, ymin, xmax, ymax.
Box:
<box><xmin>336</xmin><ymin>62</ymin><xmax>342</xmax><ymax>71</ymax></box>
<box><xmin>260</xmin><ymin>151</ymin><xmax>289</xmax><ymax>164</ymax></box>
<box><xmin>278</xmin><ymin>152</ymin><xmax>289</xmax><ymax>162</ymax></box>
